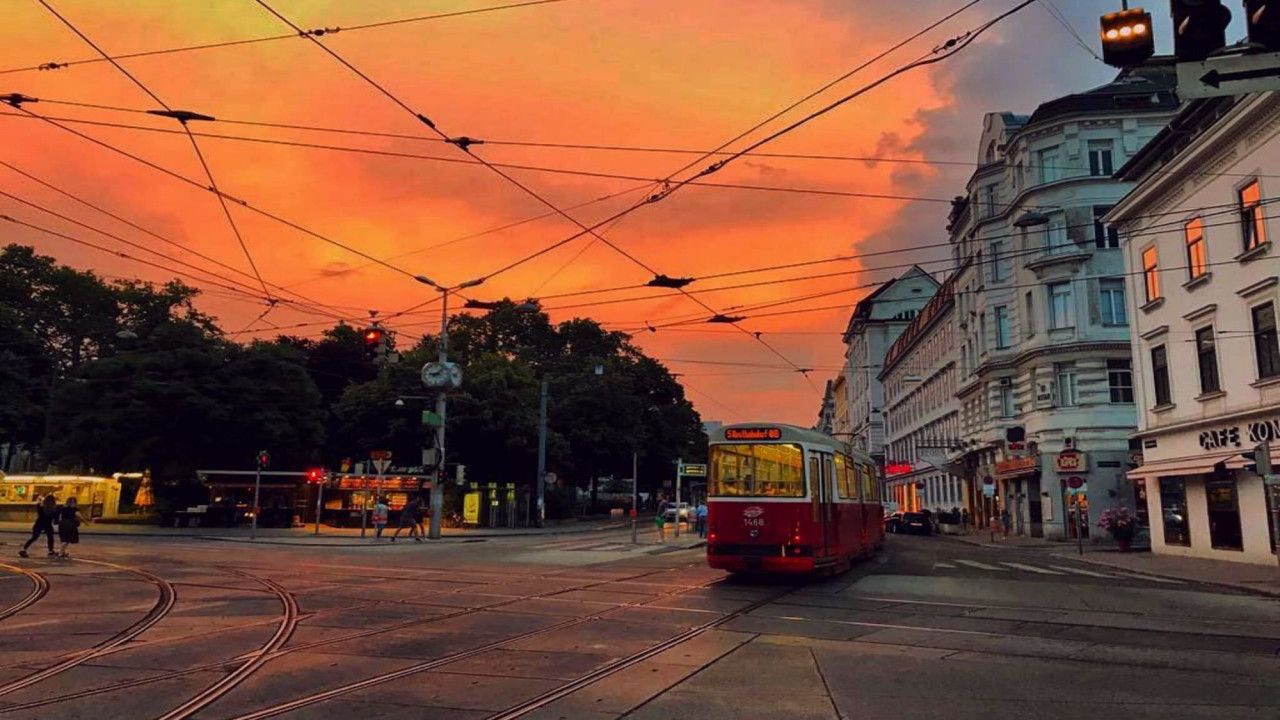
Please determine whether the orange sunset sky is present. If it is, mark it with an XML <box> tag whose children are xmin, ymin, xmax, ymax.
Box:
<box><xmin>1</xmin><ymin>0</ymin><xmax>1139</xmax><ymax>425</ymax></box>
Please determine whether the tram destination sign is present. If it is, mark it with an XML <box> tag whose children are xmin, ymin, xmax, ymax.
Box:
<box><xmin>725</xmin><ymin>427</ymin><xmax>782</xmax><ymax>441</ymax></box>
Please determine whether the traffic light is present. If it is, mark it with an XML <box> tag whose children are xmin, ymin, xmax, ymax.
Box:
<box><xmin>362</xmin><ymin>327</ymin><xmax>384</xmax><ymax>361</ymax></box>
<box><xmin>455</xmin><ymin>464</ymin><xmax>466</xmax><ymax>483</ymax></box>
<box><xmin>1100</xmin><ymin>8</ymin><xmax>1155</xmax><ymax>68</ymax></box>
<box><xmin>1245</xmin><ymin>1</ymin><xmax>1280</xmax><ymax>50</ymax></box>
<box><xmin>305</xmin><ymin>468</ymin><xmax>326</xmax><ymax>484</ymax></box>
<box><xmin>256</xmin><ymin>450</ymin><xmax>270</xmax><ymax>470</ymax></box>
<box><xmin>1171</xmin><ymin>0</ymin><xmax>1232</xmax><ymax>62</ymax></box>
<box><xmin>1241</xmin><ymin>442</ymin><xmax>1273</xmax><ymax>476</ymax></box>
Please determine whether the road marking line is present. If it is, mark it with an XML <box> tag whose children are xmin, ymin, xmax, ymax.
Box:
<box><xmin>1048</xmin><ymin>565</ymin><xmax>1114</xmax><ymax>578</ymax></box>
<box><xmin>933</xmin><ymin>562</ymin><xmax>957</xmax><ymax>569</ymax></box>
<box><xmin>1110</xmin><ymin>572</ymin><xmax>1185</xmax><ymax>585</ymax></box>
<box><xmin>953</xmin><ymin>559</ymin><xmax>1007</xmax><ymax>571</ymax></box>
<box><xmin>998</xmin><ymin>562</ymin><xmax>1064</xmax><ymax>575</ymax></box>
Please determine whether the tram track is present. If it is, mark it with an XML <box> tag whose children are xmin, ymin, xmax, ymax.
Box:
<box><xmin>226</xmin><ymin>574</ymin><xmax>773</xmax><ymax>720</ymax></box>
<box><xmin>0</xmin><ymin>560</ymin><xmax>704</xmax><ymax>715</ymax></box>
<box><xmin>0</xmin><ymin>563</ymin><xmax>50</xmax><ymax>622</ymax></box>
<box><xmin>0</xmin><ymin>558</ymin><xmax>177</xmax><ymax>698</ymax></box>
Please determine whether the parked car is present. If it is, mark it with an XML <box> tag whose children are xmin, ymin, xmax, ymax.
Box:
<box><xmin>900</xmin><ymin>511</ymin><xmax>933</xmax><ymax>536</ymax></box>
<box><xmin>663</xmin><ymin>502</ymin><xmax>692</xmax><ymax>522</ymax></box>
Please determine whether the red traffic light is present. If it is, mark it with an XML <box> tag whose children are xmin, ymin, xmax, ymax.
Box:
<box><xmin>257</xmin><ymin>450</ymin><xmax>270</xmax><ymax>470</ymax></box>
<box><xmin>363</xmin><ymin>328</ymin><xmax>384</xmax><ymax>344</ymax></box>
<box><xmin>306</xmin><ymin>468</ymin><xmax>325</xmax><ymax>484</ymax></box>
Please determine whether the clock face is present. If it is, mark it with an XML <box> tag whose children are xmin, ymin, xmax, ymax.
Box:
<box><xmin>421</xmin><ymin>362</ymin><xmax>448</xmax><ymax>388</ymax></box>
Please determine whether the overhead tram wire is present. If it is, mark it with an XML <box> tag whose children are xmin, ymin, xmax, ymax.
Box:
<box><xmin>35</xmin><ymin>0</ymin><xmax>273</xmax><ymax>301</ymax></box>
<box><xmin>1</xmin><ymin>0</ymin><xmax>575</xmax><ymax>76</ymax></box>
<box><xmin>14</xmin><ymin>102</ymin><xmax>1280</xmax><ymax>186</ymax></box>
<box><xmin>0</xmin><ymin>159</ymin><xmax>358</xmax><ymax>320</ymax></box>
<box><xmin>251</xmin><ymin>0</ymin><xmax>817</xmax><ymax>383</ymax></box>
<box><xmin>1038</xmin><ymin>0</ymin><xmax>1106</xmax><ymax>63</ymax></box>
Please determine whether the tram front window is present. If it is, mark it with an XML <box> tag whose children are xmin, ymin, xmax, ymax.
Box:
<box><xmin>710</xmin><ymin>444</ymin><xmax>805</xmax><ymax>497</ymax></box>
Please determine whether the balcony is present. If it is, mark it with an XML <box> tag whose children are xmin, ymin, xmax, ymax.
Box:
<box><xmin>1025</xmin><ymin>243</ymin><xmax>1091</xmax><ymax>277</ymax></box>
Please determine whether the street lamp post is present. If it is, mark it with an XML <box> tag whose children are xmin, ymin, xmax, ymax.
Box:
<box><xmin>414</xmin><ymin>275</ymin><xmax>484</xmax><ymax>540</ymax></box>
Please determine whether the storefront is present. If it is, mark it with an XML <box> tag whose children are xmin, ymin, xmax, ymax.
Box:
<box><xmin>1129</xmin><ymin>416</ymin><xmax>1279</xmax><ymax>565</ymax></box>
<box><xmin>994</xmin><ymin>455</ymin><xmax>1037</xmax><ymax>537</ymax></box>
<box><xmin>0</xmin><ymin>475</ymin><xmax>122</xmax><ymax>522</ymax></box>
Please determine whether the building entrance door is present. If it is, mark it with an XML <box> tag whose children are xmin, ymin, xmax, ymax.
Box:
<box><xmin>1205</xmin><ymin>477</ymin><xmax>1243</xmax><ymax>551</ymax></box>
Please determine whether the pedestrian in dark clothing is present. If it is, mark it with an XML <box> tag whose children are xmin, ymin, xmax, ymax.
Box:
<box><xmin>960</xmin><ymin>507</ymin><xmax>971</xmax><ymax>531</ymax></box>
<box><xmin>1000</xmin><ymin>507</ymin><xmax>1012</xmax><ymax>539</ymax></box>
<box><xmin>19</xmin><ymin>495</ymin><xmax>57</xmax><ymax>558</ymax></box>
<box><xmin>413</xmin><ymin>499</ymin><xmax>426</xmax><ymax>538</ymax></box>
<box><xmin>56</xmin><ymin>497</ymin><xmax>82</xmax><ymax>559</ymax></box>
<box><xmin>391</xmin><ymin>497</ymin><xmax>422</xmax><ymax>542</ymax></box>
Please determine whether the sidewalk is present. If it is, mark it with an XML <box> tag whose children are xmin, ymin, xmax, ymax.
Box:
<box><xmin>0</xmin><ymin>518</ymin><xmax>631</xmax><ymax>546</ymax></box>
<box><xmin>1057</xmin><ymin>549</ymin><xmax>1280</xmax><ymax>598</ymax></box>
<box><xmin>935</xmin><ymin>529</ymin><xmax>1059</xmax><ymax>550</ymax></box>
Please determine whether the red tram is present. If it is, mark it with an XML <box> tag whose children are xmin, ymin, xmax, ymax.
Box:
<box><xmin>706</xmin><ymin>424</ymin><xmax>884</xmax><ymax>574</ymax></box>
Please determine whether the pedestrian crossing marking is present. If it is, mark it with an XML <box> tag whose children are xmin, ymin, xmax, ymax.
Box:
<box><xmin>954</xmin><ymin>559</ymin><xmax>1007</xmax><ymax>571</ymax></box>
<box><xmin>933</xmin><ymin>562</ymin><xmax>956</xmax><ymax>569</ymax></box>
<box><xmin>1110</xmin><ymin>571</ymin><xmax>1185</xmax><ymax>585</ymax></box>
<box><xmin>1048</xmin><ymin>565</ymin><xmax>1114</xmax><ymax>578</ymax></box>
<box><xmin>999</xmin><ymin>562</ymin><xmax>1064</xmax><ymax>575</ymax></box>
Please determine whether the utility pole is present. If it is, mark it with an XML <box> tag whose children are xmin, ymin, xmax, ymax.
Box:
<box><xmin>631</xmin><ymin>451</ymin><xmax>639</xmax><ymax>544</ymax></box>
<box><xmin>674</xmin><ymin>458</ymin><xmax>683</xmax><ymax>539</ymax></box>
<box><xmin>430</xmin><ymin>287</ymin><xmax>449</xmax><ymax>541</ymax></box>
<box><xmin>536</xmin><ymin>379</ymin><xmax>548</xmax><ymax>527</ymax></box>
<box><xmin>251</xmin><ymin>450</ymin><xmax>266</xmax><ymax>540</ymax></box>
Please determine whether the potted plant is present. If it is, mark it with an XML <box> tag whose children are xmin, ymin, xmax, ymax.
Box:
<box><xmin>1097</xmin><ymin>506</ymin><xmax>1137</xmax><ymax>552</ymax></box>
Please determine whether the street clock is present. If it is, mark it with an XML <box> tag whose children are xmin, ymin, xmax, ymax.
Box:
<box><xmin>422</xmin><ymin>361</ymin><xmax>463</xmax><ymax>389</ymax></box>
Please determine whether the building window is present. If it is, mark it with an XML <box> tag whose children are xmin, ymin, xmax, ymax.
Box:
<box><xmin>999</xmin><ymin>382</ymin><xmax>1015</xmax><ymax>417</ymax></box>
<box><xmin>978</xmin><ymin>314</ymin><xmax>987</xmax><ymax>354</ymax></box>
<box><xmin>1055</xmin><ymin>362</ymin><xmax>1078</xmax><ymax>407</ymax></box>
<box><xmin>1159</xmin><ymin>477</ymin><xmax>1191</xmax><ymax>547</ymax></box>
<box><xmin>1099</xmin><ymin>278</ymin><xmax>1127</xmax><ymax>326</ymax></box>
<box><xmin>1024</xmin><ymin>292</ymin><xmax>1035</xmax><ymax>338</ymax></box>
<box><xmin>1046</xmin><ymin>220</ymin><xmax>1070</xmax><ymax>254</ymax></box>
<box><xmin>1038</xmin><ymin>146</ymin><xmax>1060</xmax><ymax>184</ymax></box>
<box><xmin>983</xmin><ymin>184</ymin><xmax>997</xmax><ymax>218</ymax></box>
<box><xmin>1151</xmin><ymin>345</ymin><xmax>1171</xmax><ymax>406</ymax></box>
<box><xmin>1088</xmin><ymin>140</ymin><xmax>1114</xmax><ymax>176</ymax></box>
<box><xmin>1195</xmin><ymin>326</ymin><xmax>1220</xmax><ymax>394</ymax></box>
<box><xmin>1185</xmin><ymin>217</ymin><xmax>1208</xmax><ymax>279</ymax></box>
<box><xmin>1142</xmin><ymin>246</ymin><xmax>1160</xmax><ymax>303</ymax></box>
<box><xmin>1048</xmin><ymin>282</ymin><xmax>1073</xmax><ymax>329</ymax></box>
<box><xmin>1093</xmin><ymin>206</ymin><xmax>1119</xmax><ymax>248</ymax></box>
<box><xmin>989</xmin><ymin>241</ymin><xmax>1004</xmax><ymax>282</ymax></box>
<box><xmin>1252</xmin><ymin>302</ymin><xmax>1280</xmax><ymax>379</ymax></box>
<box><xmin>1240</xmin><ymin>180</ymin><xmax>1267</xmax><ymax>251</ymax></box>
<box><xmin>1107</xmin><ymin>359</ymin><xmax>1133</xmax><ymax>403</ymax></box>
<box><xmin>994</xmin><ymin>306</ymin><xmax>1010</xmax><ymax>349</ymax></box>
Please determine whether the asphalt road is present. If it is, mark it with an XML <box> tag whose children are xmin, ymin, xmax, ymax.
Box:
<box><xmin>1</xmin><ymin>530</ymin><xmax>1278</xmax><ymax>719</ymax></box>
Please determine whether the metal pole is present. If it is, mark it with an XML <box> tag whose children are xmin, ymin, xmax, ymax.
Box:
<box><xmin>536</xmin><ymin>379</ymin><xmax>548</xmax><ymax>527</ymax></box>
<box><xmin>314</xmin><ymin>482</ymin><xmax>323</xmax><ymax>536</ymax></box>
<box><xmin>674</xmin><ymin>458</ymin><xmax>682</xmax><ymax>539</ymax></box>
<box><xmin>631</xmin><ymin>451</ymin><xmax>638</xmax><ymax>544</ymax></box>
<box><xmin>251</xmin><ymin>463</ymin><xmax>261</xmax><ymax>540</ymax></box>
<box><xmin>1076</xmin><ymin>493</ymin><xmax>1084</xmax><ymax>556</ymax></box>
<box><xmin>430</xmin><ymin>289</ymin><xmax>448</xmax><ymax>540</ymax></box>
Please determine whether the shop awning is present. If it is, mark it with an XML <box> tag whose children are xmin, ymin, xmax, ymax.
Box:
<box><xmin>1126</xmin><ymin>452</ymin><xmax>1235</xmax><ymax>479</ymax></box>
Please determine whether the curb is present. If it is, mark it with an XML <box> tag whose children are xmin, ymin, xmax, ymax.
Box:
<box><xmin>0</xmin><ymin>521</ymin><xmax>631</xmax><ymax>543</ymax></box>
<box><xmin>931</xmin><ymin>532</ymin><xmax>1058</xmax><ymax>550</ymax></box>
<box><xmin>1051</xmin><ymin>552</ymin><xmax>1280</xmax><ymax>598</ymax></box>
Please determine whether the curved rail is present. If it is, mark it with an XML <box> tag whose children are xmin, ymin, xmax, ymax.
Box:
<box><xmin>0</xmin><ymin>563</ymin><xmax>50</xmax><ymax>622</ymax></box>
<box><xmin>156</xmin><ymin>569</ymin><xmax>300</xmax><ymax>720</ymax></box>
<box><xmin>0</xmin><ymin>558</ymin><xmax>177</xmax><ymax>697</ymax></box>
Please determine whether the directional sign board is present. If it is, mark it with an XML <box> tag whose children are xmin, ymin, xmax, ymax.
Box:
<box><xmin>1177</xmin><ymin>52</ymin><xmax>1280</xmax><ymax>100</ymax></box>
<box><xmin>680</xmin><ymin>463</ymin><xmax>707</xmax><ymax>478</ymax></box>
<box><xmin>372</xmin><ymin>458</ymin><xmax>391</xmax><ymax>475</ymax></box>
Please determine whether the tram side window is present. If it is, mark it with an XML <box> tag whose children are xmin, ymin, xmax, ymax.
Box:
<box><xmin>834</xmin><ymin>454</ymin><xmax>858</xmax><ymax>499</ymax></box>
<box><xmin>709</xmin><ymin>444</ymin><xmax>806</xmax><ymax>498</ymax></box>
<box><xmin>859</xmin><ymin>464</ymin><xmax>879</xmax><ymax>501</ymax></box>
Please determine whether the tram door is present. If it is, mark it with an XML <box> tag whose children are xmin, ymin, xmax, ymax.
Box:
<box><xmin>819</xmin><ymin>453</ymin><xmax>836</xmax><ymax>556</ymax></box>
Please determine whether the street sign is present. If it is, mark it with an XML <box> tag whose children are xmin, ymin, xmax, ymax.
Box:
<box><xmin>1265</xmin><ymin>474</ymin><xmax>1280</xmax><ymax>487</ymax></box>
<box><xmin>681</xmin><ymin>463</ymin><xmax>707</xmax><ymax>477</ymax></box>
<box><xmin>1177</xmin><ymin>51</ymin><xmax>1280</xmax><ymax>99</ymax></box>
<box><xmin>1066</xmin><ymin>476</ymin><xmax>1085</xmax><ymax>490</ymax></box>
<box><xmin>371</xmin><ymin>450</ymin><xmax>392</xmax><ymax>461</ymax></box>
<box><xmin>372</xmin><ymin>458</ymin><xmax>391</xmax><ymax>475</ymax></box>
<box><xmin>983</xmin><ymin>483</ymin><xmax>995</xmax><ymax>498</ymax></box>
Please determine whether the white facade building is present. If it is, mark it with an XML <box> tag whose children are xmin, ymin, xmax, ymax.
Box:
<box><xmin>1110</xmin><ymin>92</ymin><xmax>1280</xmax><ymax>566</ymax></box>
<box><xmin>946</xmin><ymin>66</ymin><xmax>1179</xmax><ymax>539</ymax></box>
<box><xmin>841</xmin><ymin>267</ymin><xmax>939</xmax><ymax>466</ymax></box>
<box><xmin>881</xmin><ymin>268</ymin><xmax>963</xmax><ymax>514</ymax></box>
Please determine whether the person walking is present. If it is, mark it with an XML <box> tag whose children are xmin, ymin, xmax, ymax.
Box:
<box><xmin>391</xmin><ymin>496</ymin><xmax>421</xmax><ymax>542</ymax></box>
<box><xmin>372</xmin><ymin>497</ymin><xmax>389</xmax><ymax>540</ymax></box>
<box><xmin>1000</xmin><ymin>507</ymin><xmax>1012</xmax><ymax>539</ymax></box>
<box><xmin>695</xmin><ymin>501</ymin><xmax>708</xmax><ymax>538</ymax></box>
<box><xmin>655</xmin><ymin>494</ymin><xmax>670</xmax><ymax>542</ymax></box>
<box><xmin>56</xmin><ymin>497</ymin><xmax>82</xmax><ymax>559</ymax></box>
<box><xmin>413</xmin><ymin>496</ymin><xmax>427</xmax><ymax>539</ymax></box>
<box><xmin>18</xmin><ymin>495</ymin><xmax>58</xmax><ymax>558</ymax></box>
<box><xmin>960</xmin><ymin>507</ymin><xmax>971</xmax><ymax>532</ymax></box>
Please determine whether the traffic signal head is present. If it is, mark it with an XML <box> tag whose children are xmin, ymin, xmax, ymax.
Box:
<box><xmin>362</xmin><ymin>327</ymin><xmax>385</xmax><ymax>361</ymax></box>
<box><xmin>455</xmin><ymin>464</ymin><xmax>466</xmax><ymax>483</ymax></box>
<box><xmin>1171</xmin><ymin>0</ymin><xmax>1232</xmax><ymax>62</ymax></box>
<box><xmin>257</xmin><ymin>450</ymin><xmax>270</xmax><ymax>470</ymax></box>
<box><xmin>1245</xmin><ymin>1</ymin><xmax>1280</xmax><ymax>51</ymax></box>
<box><xmin>1100</xmin><ymin>8</ymin><xmax>1155</xmax><ymax>68</ymax></box>
<box><xmin>306</xmin><ymin>468</ymin><xmax>325</xmax><ymax>484</ymax></box>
